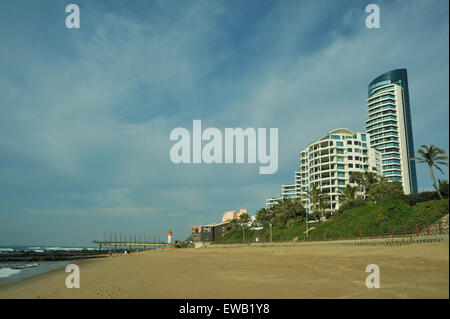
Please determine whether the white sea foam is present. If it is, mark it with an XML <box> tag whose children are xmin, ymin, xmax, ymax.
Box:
<box><xmin>0</xmin><ymin>268</ymin><xmax>21</xmax><ymax>278</ymax></box>
<box><xmin>44</xmin><ymin>247</ymin><xmax>93</xmax><ymax>251</ymax></box>
<box><xmin>11</xmin><ymin>263</ymin><xmax>40</xmax><ymax>270</ymax></box>
<box><xmin>0</xmin><ymin>248</ymin><xmax>14</xmax><ymax>253</ymax></box>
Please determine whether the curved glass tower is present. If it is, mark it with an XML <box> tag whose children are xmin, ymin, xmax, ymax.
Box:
<box><xmin>366</xmin><ymin>69</ymin><xmax>418</xmax><ymax>194</ymax></box>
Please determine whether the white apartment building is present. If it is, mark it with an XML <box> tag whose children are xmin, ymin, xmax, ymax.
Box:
<box><xmin>266</xmin><ymin>128</ymin><xmax>381</xmax><ymax>212</ymax></box>
<box><xmin>265</xmin><ymin>184</ymin><xmax>299</xmax><ymax>208</ymax></box>
<box><xmin>298</xmin><ymin>129</ymin><xmax>381</xmax><ymax>212</ymax></box>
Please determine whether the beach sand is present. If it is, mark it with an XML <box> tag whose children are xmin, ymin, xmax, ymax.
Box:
<box><xmin>0</xmin><ymin>242</ymin><xmax>448</xmax><ymax>299</ymax></box>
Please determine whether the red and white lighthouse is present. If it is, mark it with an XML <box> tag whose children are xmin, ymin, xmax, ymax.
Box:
<box><xmin>168</xmin><ymin>230</ymin><xmax>172</xmax><ymax>244</ymax></box>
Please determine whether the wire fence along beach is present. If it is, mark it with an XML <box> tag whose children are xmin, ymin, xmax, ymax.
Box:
<box><xmin>209</xmin><ymin>219</ymin><xmax>449</xmax><ymax>247</ymax></box>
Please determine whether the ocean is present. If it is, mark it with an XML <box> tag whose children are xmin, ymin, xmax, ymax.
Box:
<box><xmin>0</xmin><ymin>245</ymin><xmax>98</xmax><ymax>285</ymax></box>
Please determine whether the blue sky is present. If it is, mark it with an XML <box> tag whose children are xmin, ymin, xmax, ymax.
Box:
<box><xmin>0</xmin><ymin>0</ymin><xmax>448</xmax><ymax>246</ymax></box>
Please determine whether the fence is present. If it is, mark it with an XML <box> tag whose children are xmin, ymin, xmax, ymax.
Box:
<box><xmin>209</xmin><ymin>219</ymin><xmax>449</xmax><ymax>247</ymax></box>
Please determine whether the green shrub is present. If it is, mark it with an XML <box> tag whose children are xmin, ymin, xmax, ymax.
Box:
<box><xmin>407</xmin><ymin>200</ymin><xmax>449</xmax><ymax>226</ymax></box>
<box><xmin>309</xmin><ymin>199</ymin><xmax>449</xmax><ymax>238</ymax></box>
<box><xmin>337</xmin><ymin>199</ymin><xmax>367</xmax><ymax>215</ymax></box>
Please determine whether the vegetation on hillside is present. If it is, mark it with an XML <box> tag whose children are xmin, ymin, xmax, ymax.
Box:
<box><xmin>213</xmin><ymin>144</ymin><xmax>449</xmax><ymax>243</ymax></box>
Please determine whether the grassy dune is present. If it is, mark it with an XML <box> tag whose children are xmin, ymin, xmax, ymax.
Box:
<box><xmin>216</xmin><ymin>199</ymin><xmax>449</xmax><ymax>242</ymax></box>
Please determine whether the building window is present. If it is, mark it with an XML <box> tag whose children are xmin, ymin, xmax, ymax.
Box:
<box><xmin>336</xmin><ymin>142</ymin><xmax>343</xmax><ymax>146</ymax></box>
<box><xmin>337</xmin><ymin>172</ymin><xmax>345</xmax><ymax>177</ymax></box>
<box><xmin>331</xmin><ymin>135</ymin><xmax>340</xmax><ymax>140</ymax></box>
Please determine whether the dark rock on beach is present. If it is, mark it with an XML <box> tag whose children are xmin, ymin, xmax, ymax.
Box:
<box><xmin>0</xmin><ymin>250</ymin><xmax>109</xmax><ymax>262</ymax></box>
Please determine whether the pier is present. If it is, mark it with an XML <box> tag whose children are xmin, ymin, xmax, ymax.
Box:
<box><xmin>93</xmin><ymin>233</ymin><xmax>176</xmax><ymax>251</ymax></box>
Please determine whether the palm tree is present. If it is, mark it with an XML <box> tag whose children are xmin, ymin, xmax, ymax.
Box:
<box><xmin>306</xmin><ymin>184</ymin><xmax>320</xmax><ymax>211</ymax></box>
<box><xmin>361</xmin><ymin>172</ymin><xmax>379</xmax><ymax>194</ymax></box>
<box><xmin>350</xmin><ymin>171</ymin><xmax>379</xmax><ymax>196</ymax></box>
<box><xmin>438</xmin><ymin>179</ymin><xmax>449</xmax><ymax>198</ymax></box>
<box><xmin>339</xmin><ymin>184</ymin><xmax>357</xmax><ymax>203</ymax></box>
<box><xmin>255</xmin><ymin>208</ymin><xmax>270</xmax><ymax>224</ymax></box>
<box><xmin>317</xmin><ymin>191</ymin><xmax>330</xmax><ymax>220</ymax></box>
<box><xmin>412</xmin><ymin>145</ymin><xmax>449</xmax><ymax>200</ymax></box>
<box><xmin>239</xmin><ymin>212</ymin><xmax>251</xmax><ymax>226</ymax></box>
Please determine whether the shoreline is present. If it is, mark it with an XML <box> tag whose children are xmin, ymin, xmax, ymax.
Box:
<box><xmin>0</xmin><ymin>243</ymin><xmax>448</xmax><ymax>299</ymax></box>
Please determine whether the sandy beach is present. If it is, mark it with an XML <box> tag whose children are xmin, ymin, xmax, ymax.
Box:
<box><xmin>0</xmin><ymin>242</ymin><xmax>448</xmax><ymax>299</ymax></box>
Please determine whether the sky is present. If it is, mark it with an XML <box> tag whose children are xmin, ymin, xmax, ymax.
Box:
<box><xmin>0</xmin><ymin>0</ymin><xmax>448</xmax><ymax>246</ymax></box>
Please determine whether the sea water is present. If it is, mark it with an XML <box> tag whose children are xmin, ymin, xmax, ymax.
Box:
<box><xmin>0</xmin><ymin>245</ymin><xmax>97</xmax><ymax>285</ymax></box>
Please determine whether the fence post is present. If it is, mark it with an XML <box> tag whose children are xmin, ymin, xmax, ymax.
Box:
<box><xmin>391</xmin><ymin>227</ymin><xmax>395</xmax><ymax>238</ymax></box>
<box><xmin>403</xmin><ymin>226</ymin><xmax>406</xmax><ymax>237</ymax></box>
<box><xmin>370</xmin><ymin>230</ymin><xmax>373</xmax><ymax>239</ymax></box>
<box><xmin>349</xmin><ymin>231</ymin><xmax>352</xmax><ymax>240</ymax></box>
<box><xmin>340</xmin><ymin>232</ymin><xmax>342</xmax><ymax>240</ymax></box>
<box><xmin>416</xmin><ymin>225</ymin><xmax>419</xmax><ymax>236</ymax></box>
<box><xmin>360</xmin><ymin>230</ymin><xmax>362</xmax><ymax>240</ymax></box>
<box><xmin>439</xmin><ymin>221</ymin><xmax>442</xmax><ymax>235</ymax></box>
<box><xmin>381</xmin><ymin>229</ymin><xmax>384</xmax><ymax>239</ymax></box>
<box><xmin>426</xmin><ymin>224</ymin><xmax>430</xmax><ymax>236</ymax></box>
<box><xmin>323</xmin><ymin>233</ymin><xmax>326</xmax><ymax>241</ymax></box>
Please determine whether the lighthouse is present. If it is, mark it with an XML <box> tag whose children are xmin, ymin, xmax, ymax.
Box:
<box><xmin>168</xmin><ymin>230</ymin><xmax>172</xmax><ymax>244</ymax></box>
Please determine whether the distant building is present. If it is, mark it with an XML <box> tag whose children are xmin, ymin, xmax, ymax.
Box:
<box><xmin>222</xmin><ymin>209</ymin><xmax>247</xmax><ymax>223</ymax></box>
<box><xmin>191</xmin><ymin>222</ymin><xmax>233</xmax><ymax>242</ymax></box>
<box><xmin>190</xmin><ymin>208</ymin><xmax>248</xmax><ymax>243</ymax></box>
<box><xmin>265</xmin><ymin>184</ymin><xmax>300</xmax><ymax>208</ymax></box>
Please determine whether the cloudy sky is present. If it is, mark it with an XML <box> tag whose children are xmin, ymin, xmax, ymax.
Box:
<box><xmin>0</xmin><ymin>0</ymin><xmax>448</xmax><ymax>246</ymax></box>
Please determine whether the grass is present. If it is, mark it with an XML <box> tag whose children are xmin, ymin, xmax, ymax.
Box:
<box><xmin>309</xmin><ymin>199</ymin><xmax>448</xmax><ymax>238</ymax></box>
<box><xmin>213</xmin><ymin>199</ymin><xmax>449</xmax><ymax>243</ymax></box>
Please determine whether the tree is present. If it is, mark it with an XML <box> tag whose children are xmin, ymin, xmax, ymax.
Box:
<box><xmin>350</xmin><ymin>171</ymin><xmax>380</xmax><ymax>196</ymax></box>
<box><xmin>412</xmin><ymin>145</ymin><xmax>449</xmax><ymax>200</ymax></box>
<box><xmin>317</xmin><ymin>190</ymin><xmax>330</xmax><ymax>220</ymax></box>
<box><xmin>239</xmin><ymin>212</ymin><xmax>251</xmax><ymax>227</ymax></box>
<box><xmin>368</xmin><ymin>180</ymin><xmax>404</xmax><ymax>203</ymax></box>
<box><xmin>255</xmin><ymin>208</ymin><xmax>271</xmax><ymax>225</ymax></box>
<box><xmin>306</xmin><ymin>184</ymin><xmax>320</xmax><ymax>211</ymax></box>
<box><xmin>438</xmin><ymin>179</ymin><xmax>449</xmax><ymax>199</ymax></box>
<box><xmin>339</xmin><ymin>184</ymin><xmax>357</xmax><ymax>203</ymax></box>
<box><xmin>266</xmin><ymin>197</ymin><xmax>305</xmax><ymax>226</ymax></box>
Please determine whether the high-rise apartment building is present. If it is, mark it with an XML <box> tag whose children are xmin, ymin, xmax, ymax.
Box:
<box><xmin>297</xmin><ymin>129</ymin><xmax>381</xmax><ymax>212</ymax></box>
<box><xmin>366</xmin><ymin>69</ymin><xmax>418</xmax><ymax>194</ymax></box>
<box><xmin>266</xmin><ymin>128</ymin><xmax>381</xmax><ymax>212</ymax></box>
